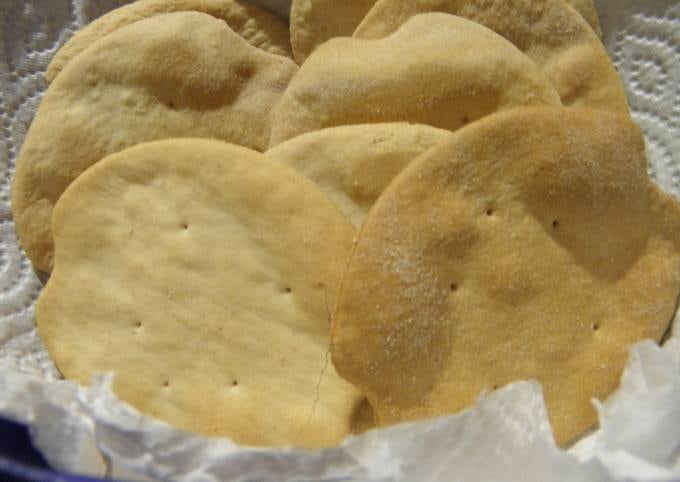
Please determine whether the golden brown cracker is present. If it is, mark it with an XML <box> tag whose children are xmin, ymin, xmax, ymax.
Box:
<box><xmin>332</xmin><ymin>107</ymin><xmax>680</xmax><ymax>445</ymax></box>
<box><xmin>12</xmin><ymin>11</ymin><xmax>298</xmax><ymax>272</ymax></box>
<box><xmin>290</xmin><ymin>0</ymin><xmax>377</xmax><ymax>64</ymax></box>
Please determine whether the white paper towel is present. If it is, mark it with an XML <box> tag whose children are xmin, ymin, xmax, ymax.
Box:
<box><xmin>0</xmin><ymin>1</ymin><xmax>679</xmax><ymax>481</ymax></box>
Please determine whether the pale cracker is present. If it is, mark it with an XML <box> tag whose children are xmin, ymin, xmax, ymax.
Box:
<box><xmin>266</xmin><ymin>123</ymin><xmax>451</xmax><ymax>227</ymax></box>
<box><xmin>269</xmin><ymin>13</ymin><xmax>561</xmax><ymax>146</ymax></box>
<box><xmin>46</xmin><ymin>0</ymin><xmax>293</xmax><ymax>84</ymax></box>
<box><xmin>38</xmin><ymin>138</ymin><xmax>363</xmax><ymax>448</ymax></box>
<box><xmin>12</xmin><ymin>11</ymin><xmax>298</xmax><ymax>272</ymax></box>
<box><xmin>355</xmin><ymin>0</ymin><xmax>626</xmax><ymax>112</ymax></box>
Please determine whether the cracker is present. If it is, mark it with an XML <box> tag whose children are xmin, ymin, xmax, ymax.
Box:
<box><xmin>269</xmin><ymin>13</ymin><xmax>561</xmax><ymax>146</ymax></box>
<box><xmin>355</xmin><ymin>0</ymin><xmax>625</xmax><ymax>112</ymax></box>
<box><xmin>286</xmin><ymin>0</ymin><xmax>602</xmax><ymax>63</ymax></box>
<box><xmin>37</xmin><ymin>138</ymin><xmax>363</xmax><ymax>448</ymax></box>
<box><xmin>266</xmin><ymin>123</ymin><xmax>451</xmax><ymax>227</ymax></box>
<box><xmin>290</xmin><ymin>0</ymin><xmax>377</xmax><ymax>64</ymax></box>
<box><xmin>46</xmin><ymin>0</ymin><xmax>293</xmax><ymax>84</ymax></box>
<box><xmin>565</xmin><ymin>0</ymin><xmax>603</xmax><ymax>37</ymax></box>
<box><xmin>12</xmin><ymin>11</ymin><xmax>298</xmax><ymax>272</ymax></box>
<box><xmin>331</xmin><ymin>107</ymin><xmax>680</xmax><ymax>445</ymax></box>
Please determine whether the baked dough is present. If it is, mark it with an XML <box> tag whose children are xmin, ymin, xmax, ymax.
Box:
<box><xmin>332</xmin><ymin>107</ymin><xmax>680</xmax><ymax>445</ymax></box>
<box><xmin>12</xmin><ymin>12</ymin><xmax>298</xmax><ymax>272</ymax></box>
<box><xmin>46</xmin><ymin>0</ymin><xmax>293</xmax><ymax>83</ymax></box>
<box><xmin>270</xmin><ymin>13</ymin><xmax>561</xmax><ymax>146</ymax></box>
<box><xmin>266</xmin><ymin>123</ymin><xmax>450</xmax><ymax>227</ymax></box>
<box><xmin>38</xmin><ymin>138</ymin><xmax>362</xmax><ymax>448</ymax></box>
<box><xmin>290</xmin><ymin>0</ymin><xmax>376</xmax><ymax>63</ymax></box>
<box><xmin>355</xmin><ymin>0</ymin><xmax>625</xmax><ymax>112</ymax></box>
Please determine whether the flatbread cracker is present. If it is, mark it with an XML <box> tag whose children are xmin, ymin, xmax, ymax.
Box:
<box><xmin>286</xmin><ymin>0</ymin><xmax>605</xmax><ymax>62</ymax></box>
<box><xmin>290</xmin><ymin>0</ymin><xmax>377</xmax><ymax>64</ymax></box>
<box><xmin>270</xmin><ymin>13</ymin><xmax>561</xmax><ymax>146</ymax></box>
<box><xmin>331</xmin><ymin>107</ymin><xmax>680</xmax><ymax>445</ymax></box>
<box><xmin>46</xmin><ymin>0</ymin><xmax>293</xmax><ymax>84</ymax></box>
<box><xmin>266</xmin><ymin>123</ymin><xmax>451</xmax><ymax>227</ymax></box>
<box><xmin>12</xmin><ymin>11</ymin><xmax>298</xmax><ymax>272</ymax></box>
<box><xmin>355</xmin><ymin>0</ymin><xmax>626</xmax><ymax>112</ymax></box>
<box><xmin>565</xmin><ymin>0</ymin><xmax>603</xmax><ymax>37</ymax></box>
<box><xmin>37</xmin><ymin>138</ymin><xmax>362</xmax><ymax>448</ymax></box>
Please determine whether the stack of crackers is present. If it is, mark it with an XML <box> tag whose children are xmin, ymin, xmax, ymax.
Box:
<box><xmin>11</xmin><ymin>0</ymin><xmax>680</xmax><ymax>449</ymax></box>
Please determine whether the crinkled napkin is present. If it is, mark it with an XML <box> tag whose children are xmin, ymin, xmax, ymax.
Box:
<box><xmin>0</xmin><ymin>1</ymin><xmax>679</xmax><ymax>481</ymax></box>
